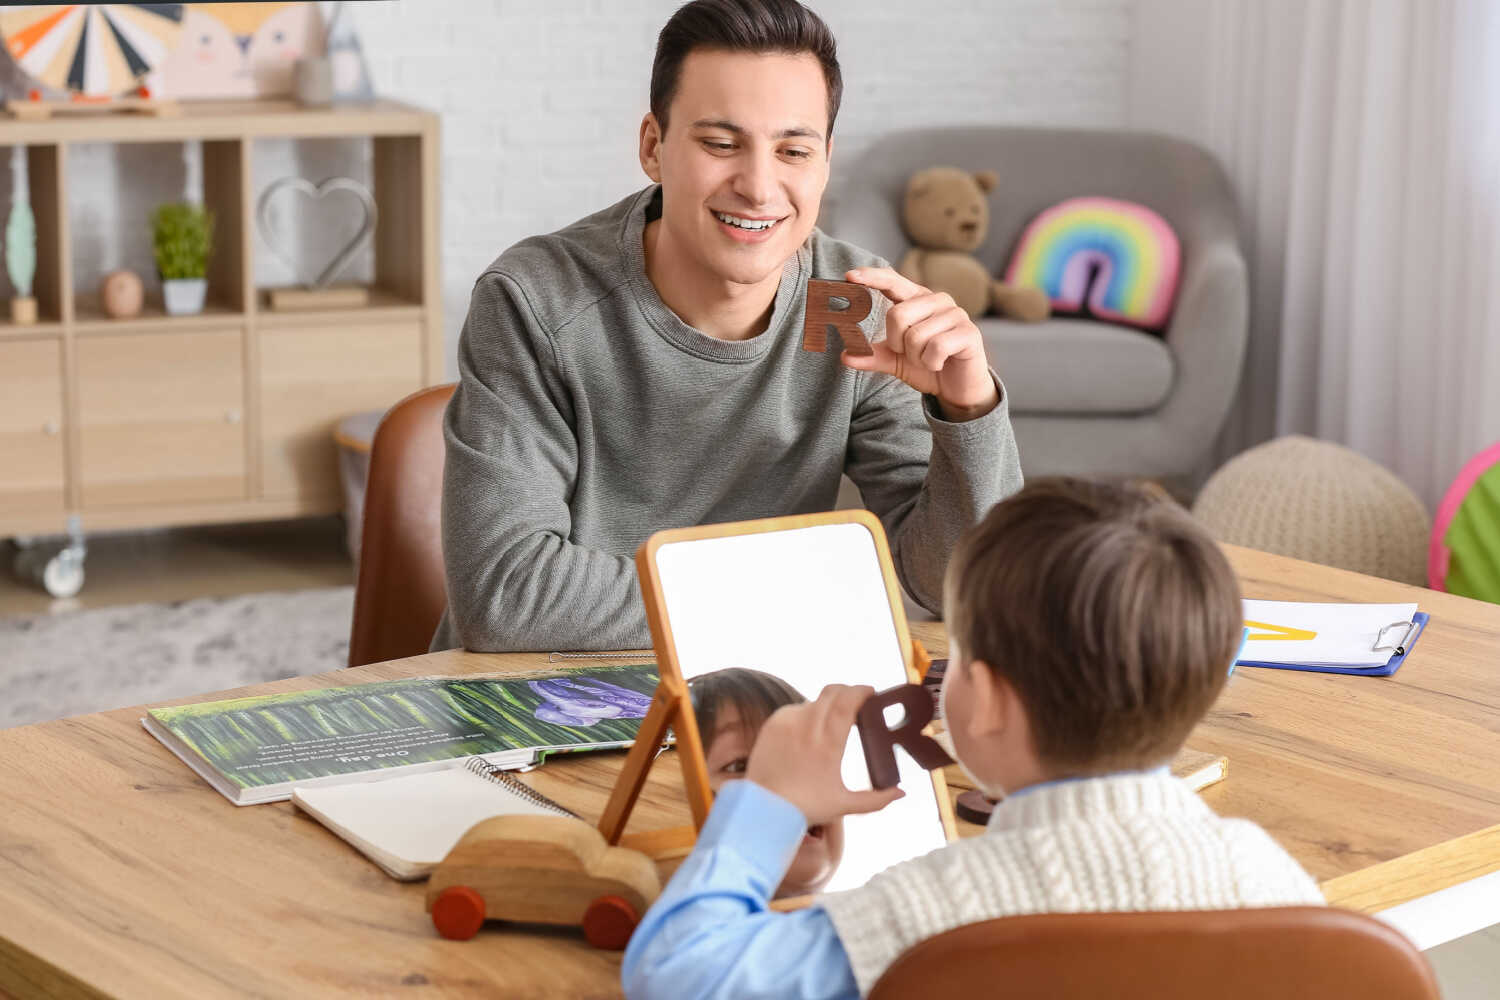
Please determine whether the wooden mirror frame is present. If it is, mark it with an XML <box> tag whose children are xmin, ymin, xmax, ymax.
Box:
<box><xmin>597</xmin><ymin>510</ymin><xmax>957</xmax><ymax>859</ymax></box>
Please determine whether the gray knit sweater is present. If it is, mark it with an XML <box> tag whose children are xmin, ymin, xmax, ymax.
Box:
<box><xmin>821</xmin><ymin>773</ymin><xmax>1325</xmax><ymax>994</ymax></box>
<box><xmin>431</xmin><ymin>186</ymin><xmax>1023</xmax><ymax>652</ymax></box>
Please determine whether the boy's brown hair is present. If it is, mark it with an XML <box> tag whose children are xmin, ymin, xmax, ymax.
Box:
<box><xmin>945</xmin><ymin>477</ymin><xmax>1242</xmax><ymax>774</ymax></box>
<box><xmin>650</xmin><ymin>0</ymin><xmax>844</xmax><ymax>137</ymax></box>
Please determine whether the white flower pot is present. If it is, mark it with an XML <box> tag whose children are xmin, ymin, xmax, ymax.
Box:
<box><xmin>162</xmin><ymin>278</ymin><xmax>206</xmax><ymax>316</ymax></box>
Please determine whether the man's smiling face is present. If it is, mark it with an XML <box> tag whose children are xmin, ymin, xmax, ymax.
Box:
<box><xmin>642</xmin><ymin>48</ymin><xmax>832</xmax><ymax>287</ymax></box>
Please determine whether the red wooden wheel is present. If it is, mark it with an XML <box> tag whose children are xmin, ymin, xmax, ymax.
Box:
<box><xmin>582</xmin><ymin>895</ymin><xmax>639</xmax><ymax>950</ymax></box>
<box><xmin>431</xmin><ymin>885</ymin><xmax>486</xmax><ymax>941</ymax></box>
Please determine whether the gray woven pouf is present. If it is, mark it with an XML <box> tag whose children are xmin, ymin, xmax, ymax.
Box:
<box><xmin>1192</xmin><ymin>435</ymin><xmax>1431</xmax><ymax>584</ymax></box>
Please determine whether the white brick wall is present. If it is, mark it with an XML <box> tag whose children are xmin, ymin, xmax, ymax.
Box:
<box><xmin>3</xmin><ymin>0</ymin><xmax>1132</xmax><ymax>375</ymax></box>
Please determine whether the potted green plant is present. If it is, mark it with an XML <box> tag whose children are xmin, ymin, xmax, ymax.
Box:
<box><xmin>152</xmin><ymin>202</ymin><xmax>213</xmax><ymax>315</ymax></box>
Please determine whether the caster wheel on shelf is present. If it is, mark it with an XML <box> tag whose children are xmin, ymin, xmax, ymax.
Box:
<box><xmin>13</xmin><ymin>541</ymin><xmax>86</xmax><ymax>599</ymax></box>
<box><xmin>41</xmin><ymin>550</ymin><xmax>85</xmax><ymax>599</ymax></box>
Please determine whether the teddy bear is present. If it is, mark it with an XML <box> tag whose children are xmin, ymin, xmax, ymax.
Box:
<box><xmin>897</xmin><ymin>166</ymin><xmax>1050</xmax><ymax>322</ymax></box>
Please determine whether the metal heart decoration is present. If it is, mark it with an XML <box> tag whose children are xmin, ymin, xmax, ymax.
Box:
<box><xmin>255</xmin><ymin>176</ymin><xmax>378</xmax><ymax>289</ymax></box>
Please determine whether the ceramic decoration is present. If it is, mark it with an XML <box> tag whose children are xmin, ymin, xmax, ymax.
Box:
<box><xmin>324</xmin><ymin>1</ymin><xmax>374</xmax><ymax>102</ymax></box>
<box><xmin>5</xmin><ymin>146</ymin><xmax>37</xmax><ymax>325</ymax></box>
<box><xmin>100</xmin><ymin>269</ymin><xmax>144</xmax><ymax>319</ymax></box>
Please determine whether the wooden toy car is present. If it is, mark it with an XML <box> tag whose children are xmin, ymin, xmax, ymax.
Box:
<box><xmin>426</xmin><ymin>813</ymin><xmax>662</xmax><ymax>950</ymax></box>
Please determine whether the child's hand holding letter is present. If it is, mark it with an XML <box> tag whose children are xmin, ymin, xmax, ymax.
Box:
<box><xmin>746</xmin><ymin>684</ymin><xmax>905</xmax><ymax>826</ymax></box>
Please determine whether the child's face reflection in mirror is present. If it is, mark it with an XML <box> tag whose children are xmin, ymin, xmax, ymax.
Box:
<box><xmin>693</xmin><ymin>671</ymin><xmax>844</xmax><ymax>897</ymax></box>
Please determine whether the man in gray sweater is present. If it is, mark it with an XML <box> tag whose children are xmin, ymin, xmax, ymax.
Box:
<box><xmin>432</xmin><ymin>0</ymin><xmax>1023</xmax><ymax>653</ymax></box>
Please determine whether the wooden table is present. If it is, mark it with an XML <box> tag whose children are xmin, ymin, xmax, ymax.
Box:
<box><xmin>2</xmin><ymin>545</ymin><xmax>1498</xmax><ymax>998</ymax></box>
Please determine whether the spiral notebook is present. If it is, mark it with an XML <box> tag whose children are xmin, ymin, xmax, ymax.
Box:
<box><xmin>292</xmin><ymin>758</ymin><xmax>577</xmax><ymax>881</ymax></box>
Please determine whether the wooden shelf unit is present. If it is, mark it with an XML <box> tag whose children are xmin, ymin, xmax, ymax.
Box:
<box><xmin>0</xmin><ymin>100</ymin><xmax>442</xmax><ymax>537</ymax></box>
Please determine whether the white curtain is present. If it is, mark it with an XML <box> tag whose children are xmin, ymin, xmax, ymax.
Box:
<box><xmin>1137</xmin><ymin>0</ymin><xmax>1500</xmax><ymax>510</ymax></box>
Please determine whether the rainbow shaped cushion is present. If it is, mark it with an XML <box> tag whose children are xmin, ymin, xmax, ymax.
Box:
<box><xmin>1429</xmin><ymin>442</ymin><xmax>1500</xmax><ymax>602</ymax></box>
<box><xmin>1004</xmin><ymin>196</ymin><xmax>1182</xmax><ymax>330</ymax></box>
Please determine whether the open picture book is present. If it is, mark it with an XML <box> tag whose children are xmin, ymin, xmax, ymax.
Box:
<box><xmin>142</xmin><ymin>664</ymin><xmax>658</xmax><ymax>805</ymax></box>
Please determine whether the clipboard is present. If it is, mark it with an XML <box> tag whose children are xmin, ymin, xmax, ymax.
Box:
<box><xmin>1234</xmin><ymin>611</ymin><xmax>1429</xmax><ymax>677</ymax></box>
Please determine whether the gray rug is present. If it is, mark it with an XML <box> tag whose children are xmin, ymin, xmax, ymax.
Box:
<box><xmin>1</xmin><ymin>586</ymin><xmax>354</xmax><ymax>730</ymax></box>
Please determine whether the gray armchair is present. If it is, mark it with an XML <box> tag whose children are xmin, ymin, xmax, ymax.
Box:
<box><xmin>822</xmin><ymin>126</ymin><xmax>1247</xmax><ymax>484</ymax></box>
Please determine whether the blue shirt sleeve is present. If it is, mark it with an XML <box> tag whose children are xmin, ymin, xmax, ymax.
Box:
<box><xmin>620</xmin><ymin>780</ymin><xmax>860</xmax><ymax>1000</ymax></box>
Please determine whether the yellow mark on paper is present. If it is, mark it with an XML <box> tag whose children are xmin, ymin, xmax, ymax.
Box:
<box><xmin>1244</xmin><ymin>620</ymin><xmax>1318</xmax><ymax>642</ymax></box>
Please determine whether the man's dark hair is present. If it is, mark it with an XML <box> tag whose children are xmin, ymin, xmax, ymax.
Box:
<box><xmin>945</xmin><ymin>477</ymin><xmax>1243</xmax><ymax>774</ymax></box>
<box><xmin>650</xmin><ymin>0</ymin><xmax>843</xmax><ymax>137</ymax></box>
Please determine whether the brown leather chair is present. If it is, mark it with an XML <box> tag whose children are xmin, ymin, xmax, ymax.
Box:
<box><xmin>347</xmin><ymin>383</ymin><xmax>456</xmax><ymax>668</ymax></box>
<box><xmin>867</xmin><ymin>907</ymin><xmax>1440</xmax><ymax>1000</ymax></box>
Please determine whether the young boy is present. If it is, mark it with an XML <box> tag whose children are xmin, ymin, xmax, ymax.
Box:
<box><xmin>622</xmin><ymin>477</ymin><xmax>1323</xmax><ymax>999</ymax></box>
<box><xmin>691</xmin><ymin>668</ymin><xmax>843</xmax><ymax>898</ymax></box>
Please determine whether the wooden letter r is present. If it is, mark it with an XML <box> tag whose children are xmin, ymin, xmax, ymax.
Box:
<box><xmin>802</xmin><ymin>279</ymin><xmax>875</xmax><ymax>356</ymax></box>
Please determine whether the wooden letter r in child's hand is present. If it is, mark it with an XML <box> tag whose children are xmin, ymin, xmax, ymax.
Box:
<box><xmin>856</xmin><ymin>684</ymin><xmax>955</xmax><ymax>789</ymax></box>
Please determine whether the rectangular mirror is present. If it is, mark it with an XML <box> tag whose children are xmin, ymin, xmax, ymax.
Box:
<box><xmin>639</xmin><ymin>510</ymin><xmax>954</xmax><ymax>893</ymax></box>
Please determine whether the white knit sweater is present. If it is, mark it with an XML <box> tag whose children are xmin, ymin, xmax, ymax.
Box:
<box><xmin>819</xmin><ymin>773</ymin><xmax>1325</xmax><ymax>995</ymax></box>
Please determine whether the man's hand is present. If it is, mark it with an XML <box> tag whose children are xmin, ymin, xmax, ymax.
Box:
<box><xmin>745</xmin><ymin>684</ymin><xmax>904</xmax><ymax>827</ymax></box>
<box><xmin>842</xmin><ymin>267</ymin><xmax>1000</xmax><ymax>422</ymax></box>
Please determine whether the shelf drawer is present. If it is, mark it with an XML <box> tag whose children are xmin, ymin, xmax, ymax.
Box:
<box><xmin>0</xmin><ymin>338</ymin><xmax>66</xmax><ymax>517</ymax></box>
<box><xmin>77</xmin><ymin>329</ymin><xmax>247</xmax><ymax>508</ymax></box>
<box><xmin>258</xmin><ymin>321</ymin><xmax>423</xmax><ymax>500</ymax></box>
